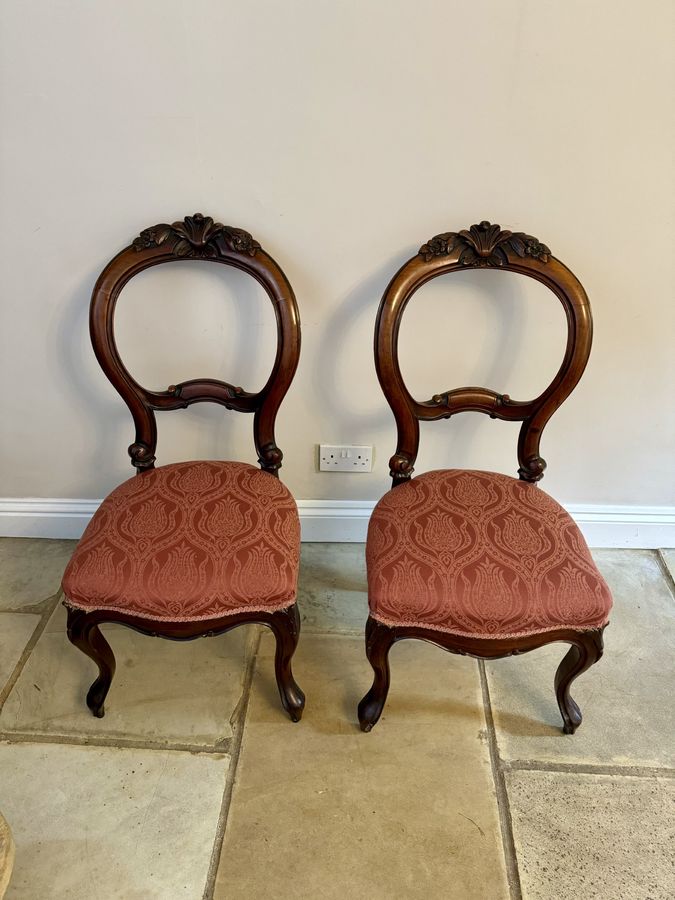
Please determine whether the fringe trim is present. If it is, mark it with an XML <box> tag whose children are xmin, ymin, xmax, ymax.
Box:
<box><xmin>62</xmin><ymin>595</ymin><xmax>296</xmax><ymax>623</ymax></box>
<box><xmin>370</xmin><ymin>612</ymin><xmax>609</xmax><ymax>640</ymax></box>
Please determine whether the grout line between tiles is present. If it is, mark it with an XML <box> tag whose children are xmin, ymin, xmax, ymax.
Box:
<box><xmin>478</xmin><ymin>659</ymin><xmax>523</xmax><ymax>900</ymax></box>
<box><xmin>202</xmin><ymin>625</ymin><xmax>262</xmax><ymax>900</ymax></box>
<box><xmin>299</xmin><ymin>625</ymin><xmax>363</xmax><ymax>637</ymax></box>
<box><xmin>502</xmin><ymin>759</ymin><xmax>675</xmax><ymax>779</ymax></box>
<box><xmin>0</xmin><ymin>592</ymin><xmax>61</xmax><ymax>712</ymax></box>
<box><xmin>656</xmin><ymin>550</ymin><xmax>675</xmax><ymax>599</ymax></box>
<box><xmin>0</xmin><ymin>729</ymin><xmax>232</xmax><ymax>756</ymax></box>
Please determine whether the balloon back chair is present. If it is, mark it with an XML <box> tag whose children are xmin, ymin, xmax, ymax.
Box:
<box><xmin>62</xmin><ymin>213</ymin><xmax>304</xmax><ymax>722</ymax></box>
<box><xmin>358</xmin><ymin>221</ymin><xmax>612</xmax><ymax>734</ymax></box>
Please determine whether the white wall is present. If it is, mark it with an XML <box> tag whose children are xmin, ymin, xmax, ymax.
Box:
<box><xmin>1</xmin><ymin>1</ymin><xmax>673</xmax><ymax>516</ymax></box>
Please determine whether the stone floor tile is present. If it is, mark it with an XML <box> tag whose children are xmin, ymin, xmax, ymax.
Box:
<box><xmin>0</xmin><ymin>539</ymin><xmax>77</xmax><ymax>612</ymax></box>
<box><xmin>0</xmin><ymin>604</ymin><xmax>255</xmax><ymax>748</ymax></box>
<box><xmin>506</xmin><ymin>770</ymin><xmax>675</xmax><ymax>900</ymax></box>
<box><xmin>660</xmin><ymin>548</ymin><xmax>675</xmax><ymax>582</ymax></box>
<box><xmin>486</xmin><ymin>550</ymin><xmax>675</xmax><ymax>767</ymax></box>
<box><xmin>0</xmin><ymin>742</ymin><xmax>229</xmax><ymax>899</ymax></box>
<box><xmin>215</xmin><ymin>633</ymin><xmax>509</xmax><ymax>900</ymax></box>
<box><xmin>297</xmin><ymin>543</ymin><xmax>368</xmax><ymax>634</ymax></box>
<box><xmin>0</xmin><ymin>613</ymin><xmax>40</xmax><ymax>694</ymax></box>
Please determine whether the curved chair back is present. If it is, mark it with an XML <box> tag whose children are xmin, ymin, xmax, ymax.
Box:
<box><xmin>375</xmin><ymin>220</ymin><xmax>592</xmax><ymax>486</ymax></box>
<box><xmin>90</xmin><ymin>213</ymin><xmax>300</xmax><ymax>475</ymax></box>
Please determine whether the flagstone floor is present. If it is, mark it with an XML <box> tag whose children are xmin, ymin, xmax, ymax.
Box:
<box><xmin>0</xmin><ymin>538</ymin><xmax>673</xmax><ymax>899</ymax></box>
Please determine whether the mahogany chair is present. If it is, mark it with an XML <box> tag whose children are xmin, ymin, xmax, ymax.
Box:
<box><xmin>358</xmin><ymin>221</ymin><xmax>612</xmax><ymax>734</ymax></box>
<box><xmin>62</xmin><ymin>213</ymin><xmax>304</xmax><ymax>722</ymax></box>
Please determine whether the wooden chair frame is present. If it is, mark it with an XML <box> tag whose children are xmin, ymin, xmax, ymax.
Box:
<box><xmin>358</xmin><ymin>221</ymin><xmax>606</xmax><ymax>733</ymax></box>
<box><xmin>65</xmin><ymin>213</ymin><xmax>304</xmax><ymax>722</ymax></box>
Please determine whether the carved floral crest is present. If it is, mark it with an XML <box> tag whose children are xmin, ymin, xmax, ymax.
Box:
<box><xmin>419</xmin><ymin>221</ymin><xmax>551</xmax><ymax>267</ymax></box>
<box><xmin>133</xmin><ymin>213</ymin><xmax>260</xmax><ymax>258</ymax></box>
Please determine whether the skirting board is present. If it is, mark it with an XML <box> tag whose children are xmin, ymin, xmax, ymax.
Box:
<box><xmin>0</xmin><ymin>498</ymin><xmax>674</xmax><ymax>548</ymax></box>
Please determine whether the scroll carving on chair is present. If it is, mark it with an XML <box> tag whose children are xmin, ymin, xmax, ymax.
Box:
<box><xmin>61</xmin><ymin>213</ymin><xmax>305</xmax><ymax>722</ymax></box>
<box><xmin>358</xmin><ymin>220</ymin><xmax>612</xmax><ymax>734</ymax></box>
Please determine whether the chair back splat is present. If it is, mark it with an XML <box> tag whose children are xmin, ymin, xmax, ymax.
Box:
<box><xmin>374</xmin><ymin>220</ymin><xmax>592</xmax><ymax>486</ymax></box>
<box><xmin>90</xmin><ymin>212</ymin><xmax>301</xmax><ymax>475</ymax></box>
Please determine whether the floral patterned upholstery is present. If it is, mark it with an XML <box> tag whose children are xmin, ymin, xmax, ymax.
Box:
<box><xmin>62</xmin><ymin>461</ymin><xmax>300</xmax><ymax>622</ymax></box>
<box><xmin>366</xmin><ymin>469</ymin><xmax>612</xmax><ymax>639</ymax></box>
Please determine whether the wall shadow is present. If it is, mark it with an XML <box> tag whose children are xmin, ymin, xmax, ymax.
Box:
<box><xmin>315</xmin><ymin>255</ymin><xmax>529</xmax><ymax>468</ymax></box>
<box><xmin>314</xmin><ymin>249</ymin><xmax>414</xmax><ymax>436</ymax></box>
<box><xmin>411</xmin><ymin>269</ymin><xmax>525</xmax><ymax>465</ymax></box>
<box><xmin>51</xmin><ymin>264</ymin><xmax>129</xmax><ymax>497</ymax></box>
<box><xmin>145</xmin><ymin>261</ymin><xmax>272</xmax><ymax>463</ymax></box>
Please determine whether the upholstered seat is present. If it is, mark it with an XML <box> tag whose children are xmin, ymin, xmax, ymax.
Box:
<box><xmin>62</xmin><ymin>460</ymin><xmax>300</xmax><ymax>622</ymax></box>
<box><xmin>367</xmin><ymin>469</ymin><xmax>612</xmax><ymax>639</ymax></box>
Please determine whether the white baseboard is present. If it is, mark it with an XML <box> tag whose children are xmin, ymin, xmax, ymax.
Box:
<box><xmin>562</xmin><ymin>505</ymin><xmax>675</xmax><ymax>550</ymax></box>
<box><xmin>0</xmin><ymin>497</ymin><xmax>674</xmax><ymax>548</ymax></box>
<box><xmin>0</xmin><ymin>499</ymin><xmax>101</xmax><ymax>540</ymax></box>
<box><xmin>297</xmin><ymin>500</ymin><xmax>375</xmax><ymax>542</ymax></box>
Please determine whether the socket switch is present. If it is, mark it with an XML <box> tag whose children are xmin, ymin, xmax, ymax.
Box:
<box><xmin>319</xmin><ymin>444</ymin><xmax>373</xmax><ymax>473</ymax></box>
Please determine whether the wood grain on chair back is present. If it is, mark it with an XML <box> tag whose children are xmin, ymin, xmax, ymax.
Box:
<box><xmin>374</xmin><ymin>221</ymin><xmax>592</xmax><ymax>487</ymax></box>
<box><xmin>89</xmin><ymin>213</ymin><xmax>300</xmax><ymax>475</ymax></box>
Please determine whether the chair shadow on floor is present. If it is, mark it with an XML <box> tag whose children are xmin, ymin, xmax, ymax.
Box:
<box><xmin>62</xmin><ymin>617</ymin><xmax>257</xmax><ymax>728</ymax></box>
<box><xmin>486</xmin><ymin>650</ymin><xmax>588</xmax><ymax>737</ymax></box>
<box><xmin>298</xmin><ymin>562</ymin><xmax>367</xmax><ymax>598</ymax></box>
<box><xmin>253</xmin><ymin>634</ymin><xmax>498</xmax><ymax>734</ymax></box>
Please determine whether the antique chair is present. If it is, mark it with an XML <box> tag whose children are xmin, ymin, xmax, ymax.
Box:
<box><xmin>62</xmin><ymin>213</ymin><xmax>304</xmax><ymax>722</ymax></box>
<box><xmin>358</xmin><ymin>221</ymin><xmax>612</xmax><ymax>734</ymax></box>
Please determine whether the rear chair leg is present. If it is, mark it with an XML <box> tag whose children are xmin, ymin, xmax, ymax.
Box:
<box><xmin>66</xmin><ymin>606</ymin><xmax>116</xmax><ymax>718</ymax></box>
<box><xmin>358</xmin><ymin>617</ymin><xmax>396</xmax><ymax>732</ymax></box>
<box><xmin>554</xmin><ymin>628</ymin><xmax>605</xmax><ymax>734</ymax></box>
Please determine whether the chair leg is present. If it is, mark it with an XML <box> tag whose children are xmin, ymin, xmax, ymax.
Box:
<box><xmin>358</xmin><ymin>616</ymin><xmax>396</xmax><ymax>732</ymax></box>
<box><xmin>269</xmin><ymin>604</ymin><xmax>305</xmax><ymax>722</ymax></box>
<box><xmin>554</xmin><ymin>629</ymin><xmax>605</xmax><ymax>734</ymax></box>
<box><xmin>66</xmin><ymin>607</ymin><xmax>116</xmax><ymax>718</ymax></box>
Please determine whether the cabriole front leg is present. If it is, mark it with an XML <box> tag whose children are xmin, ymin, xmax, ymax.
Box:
<box><xmin>66</xmin><ymin>607</ymin><xmax>117</xmax><ymax>718</ymax></box>
<box><xmin>358</xmin><ymin>616</ymin><xmax>396</xmax><ymax>732</ymax></box>
<box><xmin>554</xmin><ymin>628</ymin><xmax>605</xmax><ymax>734</ymax></box>
<box><xmin>269</xmin><ymin>603</ymin><xmax>305</xmax><ymax>722</ymax></box>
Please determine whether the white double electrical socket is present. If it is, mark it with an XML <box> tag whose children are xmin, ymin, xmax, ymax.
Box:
<box><xmin>319</xmin><ymin>444</ymin><xmax>373</xmax><ymax>472</ymax></box>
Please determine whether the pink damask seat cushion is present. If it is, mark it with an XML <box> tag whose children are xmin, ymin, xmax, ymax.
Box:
<box><xmin>62</xmin><ymin>461</ymin><xmax>300</xmax><ymax>622</ymax></box>
<box><xmin>366</xmin><ymin>469</ymin><xmax>612</xmax><ymax>639</ymax></box>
